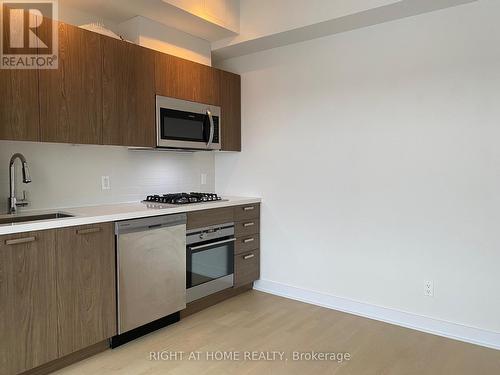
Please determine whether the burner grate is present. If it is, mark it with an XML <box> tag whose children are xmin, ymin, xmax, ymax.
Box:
<box><xmin>144</xmin><ymin>192</ymin><xmax>222</xmax><ymax>205</ymax></box>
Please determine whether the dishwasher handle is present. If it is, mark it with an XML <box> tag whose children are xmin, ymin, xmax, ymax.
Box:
<box><xmin>115</xmin><ymin>213</ymin><xmax>187</xmax><ymax>235</ymax></box>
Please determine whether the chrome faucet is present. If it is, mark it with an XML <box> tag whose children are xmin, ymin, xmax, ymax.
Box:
<box><xmin>8</xmin><ymin>153</ymin><xmax>31</xmax><ymax>214</ymax></box>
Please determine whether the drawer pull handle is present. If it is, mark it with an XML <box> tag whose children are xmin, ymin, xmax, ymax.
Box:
<box><xmin>5</xmin><ymin>236</ymin><xmax>36</xmax><ymax>245</ymax></box>
<box><xmin>243</xmin><ymin>254</ymin><xmax>255</xmax><ymax>260</ymax></box>
<box><xmin>77</xmin><ymin>228</ymin><xmax>101</xmax><ymax>235</ymax></box>
<box><xmin>243</xmin><ymin>238</ymin><xmax>255</xmax><ymax>243</ymax></box>
<box><xmin>243</xmin><ymin>206</ymin><xmax>255</xmax><ymax>211</ymax></box>
<box><xmin>243</xmin><ymin>222</ymin><xmax>255</xmax><ymax>227</ymax></box>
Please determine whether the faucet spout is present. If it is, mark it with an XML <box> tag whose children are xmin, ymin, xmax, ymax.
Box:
<box><xmin>8</xmin><ymin>153</ymin><xmax>32</xmax><ymax>214</ymax></box>
<box><xmin>22</xmin><ymin>162</ymin><xmax>31</xmax><ymax>183</ymax></box>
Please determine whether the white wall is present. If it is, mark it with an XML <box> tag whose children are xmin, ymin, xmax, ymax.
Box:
<box><xmin>0</xmin><ymin>142</ymin><xmax>215</xmax><ymax>211</ymax></box>
<box><xmin>215</xmin><ymin>0</ymin><xmax>500</xmax><ymax>334</ymax></box>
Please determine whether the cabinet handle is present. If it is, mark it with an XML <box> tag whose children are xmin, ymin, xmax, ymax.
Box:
<box><xmin>243</xmin><ymin>222</ymin><xmax>255</xmax><ymax>227</ymax></box>
<box><xmin>243</xmin><ymin>254</ymin><xmax>255</xmax><ymax>260</ymax></box>
<box><xmin>77</xmin><ymin>227</ymin><xmax>101</xmax><ymax>235</ymax></box>
<box><xmin>5</xmin><ymin>236</ymin><xmax>36</xmax><ymax>245</ymax></box>
<box><xmin>243</xmin><ymin>206</ymin><xmax>255</xmax><ymax>211</ymax></box>
<box><xmin>243</xmin><ymin>237</ymin><xmax>255</xmax><ymax>243</ymax></box>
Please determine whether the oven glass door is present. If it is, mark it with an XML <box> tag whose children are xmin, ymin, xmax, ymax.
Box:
<box><xmin>187</xmin><ymin>238</ymin><xmax>234</xmax><ymax>289</ymax></box>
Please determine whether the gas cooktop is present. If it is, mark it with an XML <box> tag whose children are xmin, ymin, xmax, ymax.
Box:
<box><xmin>144</xmin><ymin>192</ymin><xmax>224</xmax><ymax>205</ymax></box>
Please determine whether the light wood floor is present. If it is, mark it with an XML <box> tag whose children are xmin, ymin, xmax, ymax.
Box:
<box><xmin>54</xmin><ymin>291</ymin><xmax>500</xmax><ymax>375</ymax></box>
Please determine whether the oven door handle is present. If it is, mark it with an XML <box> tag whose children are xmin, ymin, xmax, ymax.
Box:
<box><xmin>189</xmin><ymin>238</ymin><xmax>235</xmax><ymax>251</ymax></box>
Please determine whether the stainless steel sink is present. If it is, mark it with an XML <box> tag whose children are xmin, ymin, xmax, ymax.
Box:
<box><xmin>0</xmin><ymin>212</ymin><xmax>74</xmax><ymax>225</ymax></box>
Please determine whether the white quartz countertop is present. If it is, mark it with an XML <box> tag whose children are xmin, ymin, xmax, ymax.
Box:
<box><xmin>0</xmin><ymin>196</ymin><xmax>261</xmax><ymax>235</ymax></box>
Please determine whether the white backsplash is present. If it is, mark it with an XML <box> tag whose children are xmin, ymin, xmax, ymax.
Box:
<box><xmin>0</xmin><ymin>141</ymin><xmax>215</xmax><ymax>212</ymax></box>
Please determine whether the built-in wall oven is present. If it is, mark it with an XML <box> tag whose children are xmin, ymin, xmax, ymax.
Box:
<box><xmin>156</xmin><ymin>95</ymin><xmax>221</xmax><ymax>150</ymax></box>
<box><xmin>186</xmin><ymin>222</ymin><xmax>234</xmax><ymax>302</ymax></box>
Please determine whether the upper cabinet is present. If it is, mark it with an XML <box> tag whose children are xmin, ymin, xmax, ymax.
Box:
<box><xmin>220</xmin><ymin>70</ymin><xmax>241</xmax><ymax>151</ymax></box>
<box><xmin>155</xmin><ymin>53</ymin><xmax>221</xmax><ymax>106</ymax></box>
<box><xmin>102</xmin><ymin>38</ymin><xmax>156</xmax><ymax>147</ymax></box>
<box><xmin>0</xmin><ymin>19</ymin><xmax>241</xmax><ymax>151</ymax></box>
<box><xmin>0</xmin><ymin>69</ymin><xmax>40</xmax><ymax>142</ymax></box>
<box><xmin>39</xmin><ymin>22</ymin><xmax>103</xmax><ymax>145</ymax></box>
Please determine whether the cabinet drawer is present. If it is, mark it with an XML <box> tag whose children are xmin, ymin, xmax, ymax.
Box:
<box><xmin>235</xmin><ymin>219</ymin><xmax>260</xmax><ymax>237</ymax></box>
<box><xmin>234</xmin><ymin>249</ymin><xmax>260</xmax><ymax>287</ymax></box>
<box><xmin>234</xmin><ymin>204</ymin><xmax>260</xmax><ymax>221</ymax></box>
<box><xmin>187</xmin><ymin>207</ymin><xmax>234</xmax><ymax>230</ymax></box>
<box><xmin>235</xmin><ymin>234</ymin><xmax>260</xmax><ymax>255</ymax></box>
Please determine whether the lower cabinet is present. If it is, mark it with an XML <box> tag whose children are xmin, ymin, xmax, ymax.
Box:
<box><xmin>0</xmin><ymin>224</ymin><xmax>116</xmax><ymax>375</ymax></box>
<box><xmin>0</xmin><ymin>206</ymin><xmax>258</xmax><ymax>373</ymax></box>
<box><xmin>186</xmin><ymin>204</ymin><xmax>261</xmax><ymax>288</ymax></box>
<box><xmin>233</xmin><ymin>204</ymin><xmax>261</xmax><ymax>287</ymax></box>
<box><xmin>234</xmin><ymin>249</ymin><xmax>260</xmax><ymax>287</ymax></box>
<box><xmin>56</xmin><ymin>223</ymin><xmax>116</xmax><ymax>357</ymax></box>
<box><xmin>0</xmin><ymin>230</ymin><xmax>58</xmax><ymax>375</ymax></box>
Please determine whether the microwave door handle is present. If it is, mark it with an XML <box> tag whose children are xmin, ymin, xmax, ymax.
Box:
<box><xmin>206</xmin><ymin>109</ymin><xmax>215</xmax><ymax>148</ymax></box>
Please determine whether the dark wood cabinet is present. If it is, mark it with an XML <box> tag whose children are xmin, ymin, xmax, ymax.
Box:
<box><xmin>55</xmin><ymin>223</ymin><xmax>116</xmax><ymax>357</ymax></box>
<box><xmin>102</xmin><ymin>39</ymin><xmax>156</xmax><ymax>147</ymax></box>
<box><xmin>155</xmin><ymin>53</ymin><xmax>221</xmax><ymax>106</ymax></box>
<box><xmin>235</xmin><ymin>219</ymin><xmax>260</xmax><ymax>237</ymax></box>
<box><xmin>39</xmin><ymin>22</ymin><xmax>103</xmax><ymax>145</ymax></box>
<box><xmin>220</xmin><ymin>70</ymin><xmax>241</xmax><ymax>151</ymax></box>
<box><xmin>0</xmin><ymin>230</ymin><xmax>58</xmax><ymax>375</ymax></box>
<box><xmin>234</xmin><ymin>250</ymin><xmax>260</xmax><ymax>287</ymax></box>
<box><xmin>186</xmin><ymin>206</ymin><xmax>234</xmax><ymax>230</ymax></box>
<box><xmin>0</xmin><ymin>69</ymin><xmax>40</xmax><ymax>142</ymax></box>
<box><xmin>0</xmin><ymin>18</ymin><xmax>241</xmax><ymax>150</ymax></box>
<box><xmin>235</xmin><ymin>234</ymin><xmax>260</xmax><ymax>255</ymax></box>
<box><xmin>234</xmin><ymin>204</ymin><xmax>260</xmax><ymax>221</ymax></box>
<box><xmin>0</xmin><ymin>224</ymin><xmax>116</xmax><ymax>374</ymax></box>
<box><xmin>233</xmin><ymin>204</ymin><xmax>260</xmax><ymax>286</ymax></box>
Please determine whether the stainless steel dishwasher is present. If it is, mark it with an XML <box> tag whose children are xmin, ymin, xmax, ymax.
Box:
<box><xmin>114</xmin><ymin>213</ymin><xmax>186</xmax><ymax>345</ymax></box>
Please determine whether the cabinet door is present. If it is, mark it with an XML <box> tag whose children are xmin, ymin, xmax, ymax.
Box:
<box><xmin>56</xmin><ymin>223</ymin><xmax>116</xmax><ymax>357</ymax></box>
<box><xmin>102</xmin><ymin>39</ymin><xmax>156</xmax><ymax>147</ymax></box>
<box><xmin>155</xmin><ymin>53</ymin><xmax>221</xmax><ymax>105</ymax></box>
<box><xmin>0</xmin><ymin>69</ymin><xmax>40</xmax><ymax>141</ymax></box>
<box><xmin>39</xmin><ymin>22</ymin><xmax>103</xmax><ymax>145</ymax></box>
<box><xmin>234</xmin><ymin>250</ymin><xmax>260</xmax><ymax>287</ymax></box>
<box><xmin>220</xmin><ymin>70</ymin><xmax>241</xmax><ymax>151</ymax></box>
<box><xmin>0</xmin><ymin>230</ymin><xmax>58</xmax><ymax>375</ymax></box>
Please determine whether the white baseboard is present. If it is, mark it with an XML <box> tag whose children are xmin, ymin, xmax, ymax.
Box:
<box><xmin>253</xmin><ymin>279</ymin><xmax>500</xmax><ymax>350</ymax></box>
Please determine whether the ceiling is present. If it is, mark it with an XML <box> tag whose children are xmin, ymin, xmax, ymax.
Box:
<box><xmin>59</xmin><ymin>0</ymin><xmax>237</xmax><ymax>41</ymax></box>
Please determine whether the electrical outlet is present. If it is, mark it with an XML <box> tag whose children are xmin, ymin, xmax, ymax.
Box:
<box><xmin>201</xmin><ymin>173</ymin><xmax>207</xmax><ymax>185</ymax></box>
<box><xmin>101</xmin><ymin>176</ymin><xmax>110</xmax><ymax>190</ymax></box>
<box><xmin>424</xmin><ymin>280</ymin><xmax>434</xmax><ymax>297</ymax></box>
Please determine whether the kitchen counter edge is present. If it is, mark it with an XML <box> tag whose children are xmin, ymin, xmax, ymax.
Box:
<box><xmin>0</xmin><ymin>197</ymin><xmax>262</xmax><ymax>236</ymax></box>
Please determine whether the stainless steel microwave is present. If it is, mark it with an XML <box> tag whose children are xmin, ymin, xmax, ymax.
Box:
<box><xmin>156</xmin><ymin>95</ymin><xmax>221</xmax><ymax>150</ymax></box>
